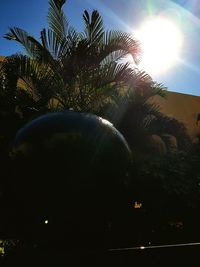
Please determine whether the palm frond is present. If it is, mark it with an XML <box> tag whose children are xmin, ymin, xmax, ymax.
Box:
<box><xmin>126</xmin><ymin>70</ymin><xmax>166</xmax><ymax>101</ymax></box>
<box><xmin>99</xmin><ymin>30</ymin><xmax>141</xmax><ymax>64</ymax></box>
<box><xmin>47</xmin><ymin>0</ymin><xmax>69</xmax><ymax>41</ymax></box>
<box><xmin>83</xmin><ymin>10</ymin><xmax>104</xmax><ymax>44</ymax></box>
<box><xmin>151</xmin><ymin>82</ymin><xmax>167</xmax><ymax>98</ymax></box>
<box><xmin>100</xmin><ymin>50</ymin><xmax>128</xmax><ymax>66</ymax></box>
<box><xmin>52</xmin><ymin>0</ymin><xmax>66</xmax><ymax>9</ymax></box>
<box><xmin>5</xmin><ymin>54</ymin><xmax>63</xmax><ymax>104</ymax></box>
<box><xmin>99</xmin><ymin>62</ymin><xmax>132</xmax><ymax>85</ymax></box>
<box><xmin>40</xmin><ymin>28</ymin><xmax>61</xmax><ymax>60</ymax></box>
<box><xmin>42</xmin><ymin>28</ymin><xmax>79</xmax><ymax>61</ymax></box>
<box><xmin>4</xmin><ymin>27</ymin><xmax>41</xmax><ymax>59</ymax></box>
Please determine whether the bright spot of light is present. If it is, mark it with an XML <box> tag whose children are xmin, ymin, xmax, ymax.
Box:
<box><xmin>134</xmin><ymin>201</ymin><xmax>142</xmax><ymax>209</ymax></box>
<box><xmin>135</xmin><ymin>16</ymin><xmax>183</xmax><ymax>75</ymax></box>
<box><xmin>99</xmin><ymin>117</ymin><xmax>113</xmax><ymax>126</ymax></box>
<box><xmin>44</xmin><ymin>220</ymin><xmax>49</xmax><ymax>224</ymax></box>
<box><xmin>140</xmin><ymin>246</ymin><xmax>145</xmax><ymax>250</ymax></box>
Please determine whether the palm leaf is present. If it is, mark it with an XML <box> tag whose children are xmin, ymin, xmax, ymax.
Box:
<box><xmin>99</xmin><ymin>30</ymin><xmax>141</xmax><ymax>64</ymax></box>
<box><xmin>100</xmin><ymin>50</ymin><xmax>129</xmax><ymax>66</ymax></box>
<box><xmin>40</xmin><ymin>28</ymin><xmax>61</xmax><ymax>60</ymax></box>
<box><xmin>41</xmin><ymin>27</ymin><xmax>80</xmax><ymax>62</ymax></box>
<box><xmin>47</xmin><ymin>0</ymin><xmax>69</xmax><ymax>41</ymax></box>
<box><xmin>83</xmin><ymin>10</ymin><xmax>104</xmax><ymax>44</ymax></box>
<box><xmin>52</xmin><ymin>0</ymin><xmax>66</xmax><ymax>9</ymax></box>
<box><xmin>4</xmin><ymin>27</ymin><xmax>41</xmax><ymax>59</ymax></box>
<box><xmin>6</xmin><ymin>54</ymin><xmax>63</xmax><ymax>105</ymax></box>
<box><xmin>126</xmin><ymin>70</ymin><xmax>167</xmax><ymax>100</ymax></box>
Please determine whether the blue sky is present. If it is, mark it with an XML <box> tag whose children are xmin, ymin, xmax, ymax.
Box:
<box><xmin>1</xmin><ymin>0</ymin><xmax>200</xmax><ymax>96</ymax></box>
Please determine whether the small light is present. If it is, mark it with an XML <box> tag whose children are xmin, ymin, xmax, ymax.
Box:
<box><xmin>134</xmin><ymin>201</ymin><xmax>142</xmax><ymax>209</ymax></box>
<box><xmin>140</xmin><ymin>246</ymin><xmax>145</xmax><ymax>250</ymax></box>
<box><xmin>44</xmin><ymin>220</ymin><xmax>48</xmax><ymax>224</ymax></box>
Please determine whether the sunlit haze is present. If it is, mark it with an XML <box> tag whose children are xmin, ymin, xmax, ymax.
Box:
<box><xmin>135</xmin><ymin>17</ymin><xmax>183</xmax><ymax>76</ymax></box>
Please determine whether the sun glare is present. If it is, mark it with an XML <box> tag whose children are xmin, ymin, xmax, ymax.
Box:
<box><xmin>135</xmin><ymin>17</ymin><xmax>183</xmax><ymax>76</ymax></box>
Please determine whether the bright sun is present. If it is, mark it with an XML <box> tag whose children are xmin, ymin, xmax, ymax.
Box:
<box><xmin>135</xmin><ymin>17</ymin><xmax>183</xmax><ymax>75</ymax></box>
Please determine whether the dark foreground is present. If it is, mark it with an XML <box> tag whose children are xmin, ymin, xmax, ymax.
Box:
<box><xmin>107</xmin><ymin>244</ymin><xmax>200</xmax><ymax>267</ymax></box>
<box><xmin>1</xmin><ymin>242</ymin><xmax>200</xmax><ymax>267</ymax></box>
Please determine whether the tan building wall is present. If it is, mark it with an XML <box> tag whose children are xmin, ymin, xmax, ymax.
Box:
<box><xmin>151</xmin><ymin>91</ymin><xmax>200</xmax><ymax>141</ymax></box>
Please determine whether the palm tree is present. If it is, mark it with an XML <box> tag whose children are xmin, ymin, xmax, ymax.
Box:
<box><xmin>102</xmin><ymin>77</ymin><xmax>191</xmax><ymax>156</ymax></box>
<box><xmin>3</xmin><ymin>0</ymin><xmax>164</xmax><ymax>116</ymax></box>
<box><xmin>100</xmin><ymin>75</ymin><xmax>166</xmax><ymax>152</ymax></box>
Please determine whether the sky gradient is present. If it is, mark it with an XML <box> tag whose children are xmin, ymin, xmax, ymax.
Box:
<box><xmin>1</xmin><ymin>0</ymin><xmax>200</xmax><ymax>96</ymax></box>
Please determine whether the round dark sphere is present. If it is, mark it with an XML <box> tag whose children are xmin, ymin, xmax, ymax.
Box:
<box><xmin>8</xmin><ymin>112</ymin><xmax>132</xmax><ymax>244</ymax></box>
